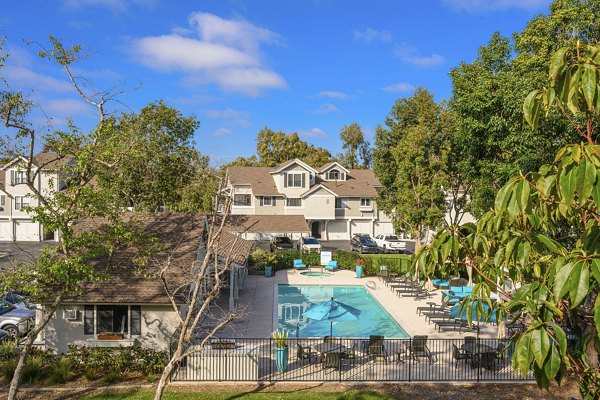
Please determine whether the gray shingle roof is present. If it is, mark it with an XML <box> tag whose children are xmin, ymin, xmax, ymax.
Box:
<box><xmin>225</xmin><ymin>215</ymin><xmax>310</xmax><ymax>234</ymax></box>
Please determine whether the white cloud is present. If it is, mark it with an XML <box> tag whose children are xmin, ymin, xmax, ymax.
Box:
<box><xmin>130</xmin><ymin>12</ymin><xmax>286</xmax><ymax>96</ymax></box>
<box><xmin>442</xmin><ymin>0</ymin><xmax>550</xmax><ymax>13</ymax></box>
<box><xmin>317</xmin><ymin>91</ymin><xmax>352</xmax><ymax>100</ymax></box>
<box><xmin>2</xmin><ymin>47</ymin><xmax>72</xmax><ymax>93</ymax></box>
<box><xmin>202</xmin><ymin>108</ymin><xmax>251</xmax><ymax>127</ymax></box>
<box><xmin>314</xmin><ymin>103</ymin><xmax>339</xmax><ymax>115</ymax></box>
<box><xmin>382</xmin><ymin>82</ymin><xmax>415</xmax><ymax>93</ymax></box>
<box><xmin>298</xmin><ymin>127</ymin><xmax>327</xmax><ymax>138</ymax></box>
<box><xmin>212</xmin><ymin>127</ymin><xmax>233</xmax><ymax>137</ymax></box>
<box><xmin>395</xmin><ymin>45</ymin><xmax>444</xmax><ymax>68</ymax></box>
<box><xmin>42</xmin><ymin>98</ymin><xmax>92</xmax><ymax>117</ymax></box>
<box><xmin>353</xmin><ymin>28</ymin><xmax>392</xmax><ymax>44</ymax></box>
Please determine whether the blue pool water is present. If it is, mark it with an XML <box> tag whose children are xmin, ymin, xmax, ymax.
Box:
<box><xmin>277</xmin><ymin>284</ymin><xmax>410</xmax><ymax>338</ymax></box>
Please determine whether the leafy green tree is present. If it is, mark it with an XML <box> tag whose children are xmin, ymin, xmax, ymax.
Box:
<box><xmin>414</xmin><ymin>43</ymin><xmax>600</xmax><ymax>398</ymax></box>
<box><xmin>256</xmin><ymin>127</ymin><xmax>331</xmax><ymax>167</ymax></box>
<box><xmin>0</xmin><ymin>37</ymin><xmax>152</xmax><ymax>400</ymax></box>
<box><xmin>94</xmin><ymin>101</ymin><xmax>201</xmax><ymax>212</ymax></box>
<box><xmin>173</xmin><ymin>154</ymin><xmax>220</xmax><ymax>213</ymax></box>
<box><xmin>374</xmin><ymin>88</ymin><xmax>449</xmax><ymax>248</ymax></box>
<box><xmin>338</xmin><ymin>122</ymin><xmax>372</xmax><ymax>168</ymax></box>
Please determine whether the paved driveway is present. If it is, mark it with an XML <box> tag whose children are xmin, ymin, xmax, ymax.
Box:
<box><xmin>0</xmin><ymin>242</ymin><xmax>55</xmax><ymax>270</ymax></box>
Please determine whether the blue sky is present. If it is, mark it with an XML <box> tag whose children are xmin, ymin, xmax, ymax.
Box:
<box><xmin>1</xmin><ymin>0</ymin><xmax>551</xmax><ymax>165</ymax></box>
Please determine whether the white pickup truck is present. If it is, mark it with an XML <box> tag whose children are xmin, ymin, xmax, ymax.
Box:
<box><xmin>373</xmin><ymin>234</ymin><xmax>406</xmax><ymax>254</ymax></box>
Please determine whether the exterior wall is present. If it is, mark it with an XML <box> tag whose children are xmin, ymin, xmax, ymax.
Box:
<box><xmin>254</xmin><ymin>196</ymin><xmax>284</xmax><ymax>215</ymax></box>
<box><xmin>303</xmin><ymin>189</ymin><xmax>335</xmax><ymax>220</ymax></box>
<box><xmin>45</xmin><ymin>304</ymin><xmax>179</xmax><ymax>354</ymax></box>
<box><xmin>0</xmin><ymin>191</ymin><xmax>10</xmax><ymax>218</ymax></box>
<box><xmin>342</xmin><ymin>197</ymin><xmax>375</xmax><ymax>218</ymax></box>
<box><xmin>231</xmin><ymin>185</ymin><xmax>255</xmax><ymax>215</ymax></box>
<box><xmin>274</xmin><ymin>165</ymin><xmax>311</xmax><ymax>197</ymax></box>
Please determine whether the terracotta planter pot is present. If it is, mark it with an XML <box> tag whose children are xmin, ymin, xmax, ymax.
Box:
<box><xmin>97</xmin><ymin>333</ymin><xmax>124</xmax><ymax>340</ymax></box>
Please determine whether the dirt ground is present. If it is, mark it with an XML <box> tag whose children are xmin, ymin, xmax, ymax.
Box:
<box><xmin>10</xmin><ymin>379</ymin><xmax>582</xmax><ymax>400</ymax></box>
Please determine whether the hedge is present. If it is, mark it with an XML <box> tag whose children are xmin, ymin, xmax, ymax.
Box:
<box><xmin>249</xmin><ymin>249</ymin><xmax>412</xmax><ymax>277</ymax></box>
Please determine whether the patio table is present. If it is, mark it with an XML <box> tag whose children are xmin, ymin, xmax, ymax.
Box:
<box><xmin>461</xmin><ymin>343</ymin><xmax>496</xmax><ymax>369</ymax></box>
<box><xmin>314</xmin><ymin>343</ymin><xmax>348</xmax><ymax>354</ymax></box>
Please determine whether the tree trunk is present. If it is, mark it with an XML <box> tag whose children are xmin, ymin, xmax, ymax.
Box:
<box><xmin>154</xmin><ymin>359</ymin><xmax>176</xmax><ymax>400</ymax></box>
<box><xmin>8</xmin><ymin>331</ymin><xmax>36</xmax><ymax>400</ymax></box>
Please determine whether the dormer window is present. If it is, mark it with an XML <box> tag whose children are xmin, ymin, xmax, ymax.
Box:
<box><xmin>11</xmin><ymin>171</ymin><xmax>27</xmax><ymax>185</ymax></box>
<box><xmin>326</xmin><ymin>169</ymin><xmax>345</xmax><ymax>181</ymax></box>
<box><xmin>284</xmin><ymin>173</ymin><xmax>305</xmax><ymax>188</ymax></box>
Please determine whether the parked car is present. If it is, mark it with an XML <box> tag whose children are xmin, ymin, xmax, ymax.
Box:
<box><xmin>351</xmin><ymin>234</ymin><xmax>379</xmax><ymax>254</ymax></box>
<box><xmin>298</xmin><ymin>237</ymin><xmax>322</xmax><ymax>252</ymax></box>
<box><xmin>0</xmin><ymin>300</ymin><xmax>35</xmax><ymax>338</ymax></box>
<box><xmin>1</xmin><ymin>292</ymin><xmax>33</xmax><ymax>309</ymax></box>
<box><xmin>270</xmin><ymin>236</ymin><xmax>295</xmax><ymax>252</ymax></box>
<box><xmin>373</xmin><ymin>234</ymin><xmax>406</xmax><ymax>254</ymax></box>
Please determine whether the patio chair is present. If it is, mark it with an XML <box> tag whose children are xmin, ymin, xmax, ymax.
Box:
<box><xmin>293</xmin><ymin>259</ymin><xmax>307</xmax><ymax>273</ymax></box>
<box><xmin>322</xmin><ymin>352</ymin><xmax>342</xmax><ymax>372</ymax></box>
<box><xmin>296</xmin><ymin>343</ymin><xmax>315</xmax><ymax>364</ymax></box>
<box><xmin>367</xmin><ymin>336</ymin><xmax>388</xmax><ymax>363</ymax></box>
<box><xmin>464</xmin><ymin>336</ymin><xmax>476</xmax><ymax>346</ymax></box>
<box><xmin>409</xmin><ymin>335</ymin><xmax>435</xmax><ymax>363</ymax></box>
<box><xmin>379</xmin><ymin>265</ymin><xmax>392</xmax><ymax>285</ymax></box>
<box><xmin>417</xmin><ymin>297</ymin><xmax>450</xmax><ymax>315</ymax></box>
<box><xmin>324</xmin><ymin>260</ymin><xmax>338</xmax><ymax>272</ymax></box>
<box><xmin>495</xmin><ymin>341</ymin><xmax>507</xmax><ymax>363</ymax></box>
<box><xmin>341</xmin><ymin>343</ymin><xmax>357</xmax><ymax>367</ymax></box>
<box><xmin>323</xmin><ymin>335</ymin><xmax>335</xmax><ymax>343</ymax></box>
<box><xmin>452</xmin><ymin>343</ymin><xmax>470</xmax><ymax>368</ymax></box>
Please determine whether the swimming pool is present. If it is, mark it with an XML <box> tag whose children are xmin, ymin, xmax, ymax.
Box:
<box><xmin>277</xmin><ymin>284</ymin><xmax>409</xmax><ymax>338</ymax></box>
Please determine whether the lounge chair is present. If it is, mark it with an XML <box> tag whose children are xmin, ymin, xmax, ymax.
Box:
<box><xmin>452</xmin><ymin>343</ymin><xmax>470</xmax><ymax>368</ymax></box>
<box><xmin>367</xmin><ymin>336</ymin><xmax>388</xmax><ymax>363</ymax></box>
<box><xmin>409</xmin><ymin>335</ymin><xmax>435</xmax><ymax>363</ymax></box>
<box><xmin>417</xmin><ymin>297</ymin><xmax>451</xmax><ymax>315</ymax></box>
<box><xmin>324</xmin><ymin>260</ymin><xmax>338</xmax><ymax>272</ymax></box>
<box><xmin>293</xmin><ymin>259</ymin><xmax>307</xmax><ymax>273</ymax></box>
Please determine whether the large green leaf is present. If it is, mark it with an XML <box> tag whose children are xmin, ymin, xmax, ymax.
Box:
<box><xmin>553</xmin><ymin>261</ymin><xmax>574</xmax><ymax>299</ymax></box>
<box><xmin>576</xmin><ymin>157</ymin><xmax>596</xmax><ymax>201</ymax></box>
<box><xmin>523</xmin><ymin>90</ymin><xmax>541</xmax><ymax>129</ymax></box>
<box><xmin>567</xmin><ymin>68</ymin><xmax>581</xmax><ymax>115</ymax></box>
<box><xmin>536</xmin><ymin>234</ymin><xmax>559</xmax><ymax>253</ymax></box>
<box><xmin>549</xmin><ymin>322</ymin><xmax>567</xmax><ymax>359</ymax></box>
<box><xmin>518</xmin><ymin>240</ymin><xmax>531</xmax><ymax>267</ymax></box>
<box><xmin>591</xmin><ymin>259</ymin><xmax>600</xmax><ymax>284</ymax></box>
<box><xmin>592</xmin><ymin>175</ymin><xmax>600</xmax><ymax>210</ymax></box>
<box><xmin>516</xmin><ymin>333</ymin><xmax>532</xmax><ymax>378</ymax></box>
<box><xmin>595</xmin><ymin>295</ymin><xmax>600</xmax><ymax>344</ymax></box>
<box><xmin>516</xmin><ymin>179</ymin><xmax>531</xmax><ymax>212</ymax></box>
<box><xmin>531</xmin><ymin>328</ymin><xmax>550</xmax><ymax>368</ymax></box>
<box><xmin>549</xmin><ymin>47</ymin><xmax>569</xmax><ymax>82</ymax></box>
<box><xmin>495</xmin><ymin>181</ymin><xmax>514</xmax><ymax>213</ymax></box>
<box><xmin>544</xmin><ymin>344</ymin><xmax>561</xmax><ymax>381</ymax></box>
<box><xmin>568</xmin><ymin>261</ymin><xmax>589</xmax><ymax>307</ymax></box>
<box><xmin>559</xmin><ymin>164</ymin><xmax>576</xmax><ymax>205</ymax></box>
<box><xmin>581</xmin><ymin>67</ymin><xmax>597</xmax><ymax>111</ymax></box>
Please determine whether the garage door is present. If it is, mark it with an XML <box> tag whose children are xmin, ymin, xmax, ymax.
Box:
<box><xmin>0</xmin><ymin>221</ymin><xmax>13</xmax><ymax>241</ymax></box>
<box><xmin>15</xmin><ymin>221</ymin><xmax>40</xmax><ymax>241</ymax></box>
<box><xmin>374</xmin><ymin>221</ymin><xmax>394</xmax><ymax>236</ymax></box>
<box><xmin>326</xmin><ymin>221</ymin><xmax>347</xmax><ymax>240</ymax></box>
<box><xmin>351</xmin><ymin>220</ymin><xmax>371</xmax><ymax>236</ymax></box>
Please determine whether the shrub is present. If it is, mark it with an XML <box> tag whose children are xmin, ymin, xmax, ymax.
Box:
<box><xmin>102</xmin><ymin>370</ymin><xmax>121</xmax><ymax>384</ymax></box>
<box><xmin>48</xmin><ymin>357</ymin><xmax>72</xmax><ymax>385</ymax></box>
<box><xmin>0</xmin><ymin>340</ymin><xmax>18</xmax><ymax>362</ymax></box>
<box><xmin>22</xmin><ymin>355</ymin><xmax>44</xmax><ymax>384</ymax></box>
<box><xmin>84</xmin><ymin>366</ymin><xmax>99</xmax><ymax>381</ymax></box>
<box><xmin>1</xmin><ymin>359</ymin><xmax>17</xmax><ymax>382</ymax></box>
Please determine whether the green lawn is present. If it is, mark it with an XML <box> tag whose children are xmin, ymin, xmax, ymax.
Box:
<box><xmin>84</xmin><ymin>391</ymin><xmax>395</xmax><ymax>400</ymax></box>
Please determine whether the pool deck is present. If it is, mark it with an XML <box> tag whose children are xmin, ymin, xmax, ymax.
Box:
<box><xmin>215</xmin><ymin>268</ymin><xmax>501</xmax><ymax>340</ymax></box>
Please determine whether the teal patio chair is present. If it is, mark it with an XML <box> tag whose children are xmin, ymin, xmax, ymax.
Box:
<box><xmin>293</xmin><ymin>259</ymin><xmax>307</xmax><ymax>273</ymax></box>
<box><xmin>324</xmin><ymin>260</ymin><xmax>338</xmax><ymax>272</ymax></box>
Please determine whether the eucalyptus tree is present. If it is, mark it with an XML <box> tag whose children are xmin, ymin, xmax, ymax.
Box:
<box><xmin>339</xmin><ymin>122</ymin><xmax>372</xmax><ymax>169</ymax></box>
<box><xmin>256</xmin><ymin>127</ymin><xmax>331</xmax><ymax>167</ymax></box>
<box><xmin>414</xmin><ymin>42</ymin><xmax>600</xmax><ymax>398</ymax></box>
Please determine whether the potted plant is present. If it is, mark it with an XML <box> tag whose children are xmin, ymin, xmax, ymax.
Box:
<box><xmin>97</xmin><ymin>332</ymin><xmax>124</xmax><ymax>340</ymax></box>
<box><xmin>355</xmin><ymin>258</ymin><xmax>364</xmax><ymax>279</ymax></box>
<box><xmin>271</xmin><ymin>329</ymin><xmax>289</xmax><ymax>372</ymax></box>
<box><xmin>264</xmin><ymin>253</ymin><xmax>277</xmax><ymax>277</ymax></box>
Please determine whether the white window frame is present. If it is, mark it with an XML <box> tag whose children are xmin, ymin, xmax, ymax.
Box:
<box><xmin>260</xmin><ymin>196</ymin><xmax>274</xmax><ymax>206</ymax></box>
<box><xmin>233</xmin><ymin>194</ymin><xmax>251</xmax><ymax>207</ymax></box>
<box><xmin>286</xmin><ymin>173</ymin><xmax>303</xmax><ymax>188</ymax></box>
<box><xmin>360</xmin><ymin>198</ymin><xmax>372</xmax><ymax>208</ymax></box>
<box><xmin>286</xmin><ymin>198</ymin><xmax>302</xmax><ymax>207</ymax></box>
<box><xmin>14</xmin><ymin>171</ymin><xmax>27</xmax><ymax>185</ymax></box>
<box><xmin>15</xmin><ymin>196</ymin><xmax>30</xmax><ymax>211</ymax></box>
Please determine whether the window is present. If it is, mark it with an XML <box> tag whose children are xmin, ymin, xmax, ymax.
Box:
<box><xmin>327</xmin><ymin>169</ymin><xmax>340</xmax><ymax>180</ymax></box>
<box><xmin>286</xmin><ymin>198</ymin><xmax>302</xmax><ymax>207</ymax></box>
<box><xmin>84</xmin><ymin>305</ymin><xmax>94</xmax><ymax>335</ymax></box>
<box><xmin>260</xmin><ymin>196</ymin><xmax>273</xmax><ymax>206</ymax></box>
<box><xmin>335</xmin><ymin>198</ymin><xmax>346</xmax><ymax>209</ymax></box>
<box><xmin>360</xmin><ymin>198</ymin><xmax>372</xmax><ymax>207</ymax></box>
<box><xmin>96</xmin><ymin>305</ymin><xmax>128</xmax><ymax>334</ymax></box>
<box><xmin>233</xmin><ymin>194</ymin><xmax>251</xmax><ymax>206</ymax></box>
<box><xmin>0</xmin><ymin>195</ymin><xmax>4</xmax><ymax>206</ymax></box>
<box><xmin>130</xmin><ymin>306</ymin><xmax>142</xmax><ymax>335</ymax></box>
<box><xmin>12</xmin><ymin>171</ymin><xmax>27</xmax><ymax>185</ymax></box>
<box><xmin>285</xmin><ymin>173</ymin><xmax>305</xmax><ymax>188</ymax></box>
<box><xmin>15</xmin><ymin>196</ymin><xmax>30</xmax><ymax>211</ymax></box>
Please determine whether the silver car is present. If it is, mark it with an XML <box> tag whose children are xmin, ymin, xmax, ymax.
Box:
<box><xmin>0</xmin><ymin>300</ymin><xmax>35</xmax><ymax>338</ymax></box>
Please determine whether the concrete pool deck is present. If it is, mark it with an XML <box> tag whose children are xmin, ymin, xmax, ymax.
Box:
<box><xmin>214</xmin><ymin>268</ymin><xmax>501</xmax><ymax>340</ymax></box>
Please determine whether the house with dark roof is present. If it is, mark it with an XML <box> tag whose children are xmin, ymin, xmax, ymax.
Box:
<box><xmin>225</xmin><ymin>159</ymin><xmax>394</xmax><ymax>240</ymax></box>
<box><xmin>0</xmin><ymin>153</ymin><xmax>72</xmax><ymax>242</ymax></box>
<box><xmin>42</xmin><ymin>212</ymin><xmax>253</xmax><ymax>353</ymax></box>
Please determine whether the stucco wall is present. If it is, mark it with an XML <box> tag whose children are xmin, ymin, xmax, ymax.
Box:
<box><xmin>45</xmin><ymin>304</ymin><xmax>179</xmax><ymax>354</ymax></box>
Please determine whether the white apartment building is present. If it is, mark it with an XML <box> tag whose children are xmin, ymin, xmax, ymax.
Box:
<box><xmin>0</xmin><ymin>153</ymin><xmax>69</xmax><ymax>241</ymax></box>
<box><xmin>225</xmin><ymin>159</ymin><xmax>394</xmax><ymax>240</ymax></box>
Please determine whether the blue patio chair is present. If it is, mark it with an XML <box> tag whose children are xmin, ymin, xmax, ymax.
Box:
<box><xmin>293</xmin><ymin>259</ymin><xmax>307</xmax><ymax>273</ymax></box>
<box><xmin>324</xmin><ymin>260</ymin><xmax>338</xmax><ymax>271</ymax></box>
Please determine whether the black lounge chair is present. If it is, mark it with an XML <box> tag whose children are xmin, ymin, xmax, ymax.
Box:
<box><xmin>367</xmin><ymin>337</ymin><xmax>388</xmax><ymax>364</ymax></box>
<box><xmin>322</xmin><ymin>352</ymin><xmax>342</xmax><ymax>372</ymax></box>
<box><xmin>452</xmin><ymin>343</ymin><xmax>470</xmax><ymax>367</ymax></box>
<box><xmin>417</xmin><ymin>298</ymin><xmax>450</xmax><ymax>315</ymax></box>
<box><xmin>410</xmin><ymin>335</ymin><xmax>435</xmax><ymax>363</ymax></box>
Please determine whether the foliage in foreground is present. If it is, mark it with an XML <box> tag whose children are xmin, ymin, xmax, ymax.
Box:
<box><xmin>413</xmin><ymin>42</ymin><xmax>600</xmax><ymax>398</ymax></box>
